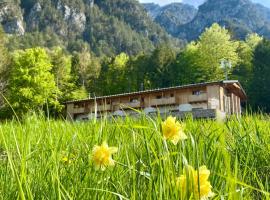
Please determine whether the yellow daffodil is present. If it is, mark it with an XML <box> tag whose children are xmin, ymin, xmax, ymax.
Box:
<box><xmin>162</xmin><ymin>116</ymin><xmax>187</xmax><ymax>145</ymax></box>
<box><xmin>92</xmin><ymin>142</ymin><xmax>118</xmax><ymax>171</ymax></box>
<box><xmin>177</xmin><ymin>165</ymin><xmax>215</xmax><ymax>200</ymax></box>
<box><xmin>61</xmin><ymin>152</ymin><xmax>75</xmax><ymax>164</ymax></box>
<box><xmin>62</xmin><ymin>156</ymin><xmax>72</xmax><ymax>164</ymax></box>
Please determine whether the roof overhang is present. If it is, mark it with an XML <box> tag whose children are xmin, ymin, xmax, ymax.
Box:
<box><xmin>65</xmin><ymin>80</ymin><xmax>248</xmax><ymax>104</ymax></box>
<box><xmin>222</xmin><ymin>80</ymin><xmax>247</xmax><ymax>101</ymax></box>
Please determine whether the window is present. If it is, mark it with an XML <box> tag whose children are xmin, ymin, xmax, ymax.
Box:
<box><xmin>170</xmin><ymin>93</ymin><xmax>174</xmax><ymax>97</ymax></box>
<box><xmin>156</xmin><ymin>95</ymin><xmax>162</xmax><ymax>99</ymax></box>
<box><xmin>130</xmin><ymin>98</ymin><xmax>139</xmax><ymax>103</ymax></box>
<box><xmin>192</xmin><ymin>90</ymin><xmax>202</xmax><ymax>96</ymax></box>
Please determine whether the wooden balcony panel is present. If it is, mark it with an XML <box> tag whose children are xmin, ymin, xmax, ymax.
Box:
<box><xmin>72</xmin><ymin>107</ymin><xmax>85</xmax><ymax>114</ymax></box>
<box><xmin>97</xmin><ymin>105</ymin><xmax>111</xmax><ymax>112</ymax></box>
<box><xmin>189</xmin><ymin>94</ymin><xmax>207</xmax><ymax>103</ymax></box>
<box><xmin>151</xmin><ymin>97</ymin><xmax>176</xmax><ymax>106</ymax></box>
<box><xmin>120</xmin><ymin>102</ymin><xmax>141</xmax><ymax>109</ymax></box>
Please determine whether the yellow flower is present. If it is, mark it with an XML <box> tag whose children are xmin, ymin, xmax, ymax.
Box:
<box><xmin>92</xmin><ymin>142</ymin><xmax>118</xmax><ymax>171</ymax></box>
<box><xmin>162</xmin><ymin>116</ymin><xmax>187</xmax><ymax>145</ymax></box>
<box><xmin>61</xmin><ymin>152</ymin><xmax>75</xmax><ymax>164</ymax></box>
<box><xmin>177</xmin><ymin>165</ymin><xmax>215</xmax><ymax>200</ymax></box>
<box><xmin>62</xmin><ymin>156</ymin><xmax>72</xmax><ymax>164</ymax></box>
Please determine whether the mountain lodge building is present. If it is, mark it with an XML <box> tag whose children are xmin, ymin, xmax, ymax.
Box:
<box><xmin>65</xmin><ymin>80</ymin><xmax>247</xmax><ymax>121</ymax></box>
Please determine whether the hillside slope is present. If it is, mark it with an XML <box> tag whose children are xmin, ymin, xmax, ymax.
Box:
<box><xmin>144</xmin><ymin>3</ymin><xmax>197</xmax><ymax>36</ymax></box>
<box><xmin>0</xmin><ymin>0</ymin><xmax>180</xmax><ymax>55</ymax></box>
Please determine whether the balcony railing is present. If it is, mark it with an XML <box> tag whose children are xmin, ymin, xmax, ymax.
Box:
<box><xmin>120</xmin><ymin>101</ymin><xmax>141</xmax><ymax>109</ymax></box>
<box><xmin>72</xmin><ymin>107</ymin><xmax>85</xmax><ymax>114</ymax></box>
<box><xmin>189</xmin><ymin>93</ymin><xmax>207</xmax><ymax>103</ymax></box>
<box><xmin>97</xmin><ymin>104</ymin><xmax>111</xmax><ymax>112</ymax></box>
<box><xmin>151</xmin><ymin>97</ymin><xmax>176</xmax><ymax>106</ymax></box>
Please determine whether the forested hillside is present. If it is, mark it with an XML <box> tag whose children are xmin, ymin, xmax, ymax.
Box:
<box><xmin>0</xmin><ymin>0</ymin><xmax>179</xmax><ymax>56</ymax></box>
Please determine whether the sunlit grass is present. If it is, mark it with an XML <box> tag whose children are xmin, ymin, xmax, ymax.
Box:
<box><xmin>0</xmin><ymin>114</ymin><xmax>269</xmax><ymax>199</ymax></box>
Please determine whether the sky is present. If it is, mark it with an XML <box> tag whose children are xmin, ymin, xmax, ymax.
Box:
<box><xmin>139</xmin><ymin>0</ymin><xmax>270</xmax><ymax>8</ymax></box>
<box><xmin>139</xmin><ymin>0</ymin><xmax>182</xmax><ymax>6</ymax></box>
<box><xmin>138</xmin><ymin>0</ymin><xmax>207</xmax><ymax>7</ymax></box>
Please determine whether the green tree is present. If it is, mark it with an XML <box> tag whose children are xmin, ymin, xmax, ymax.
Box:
<box><xmin>173</xmin><ymin>42</ymin><xmax>199</xmax><ymax>85</ymax></box>
<box><xmin>148</xmin><ymin>45</ymin><xmax>176</xmax><ymax>88</ymax></box>
<box><xmin>126</xmin><ymin>53</ymin><xmax>151</xmax><ymax>91</ymax></box>
<box><xmin>232</xmin><ymin>33</ymin><xmax>263</xmax><ymax>90</ymax></box>
<box><xmin>0</xmin><ymin>27</ymin><xmax>9</xmax><ymax>79</ymax></box>
<box><xmin>97</xmin><ymin>53</ymin><xmax>130</xmax><ymax>95</ymax></box>
<box><xmin>188</xmin><ymin>23</ymin><xmax>239</xmax><ymax>82</ymax></box>
<box><xmin>106</xmin><ymin>52</ymin><xmax>129</xmax><ymax>94</ymax></box>
<box><xmin>8</xmin><ymin>47</ymin><xmax>61</xmax><ymax>116</ymax></box>
<box><xmin>249</xmin><ymin>39</ymin><xmax>270</xmax><ymax>112</ymax></box>
<box><xmin>72</xmin><ymin>50</ymin><xmax>101</xmax><ymax>91</ymax></box>
<box><xmin>48</xmin><ymin>47</ymin><xmax>75</xmax><ymax>102</ymax></box>
<box><xmin>71</xmin><ymin>86</ymin><xmax>88</xmax><ymax>100</ymax></box>
<box><xmin>0</xmin><ymin>27</ymin><xmax>10</xmax><ymax>116</ymax></box>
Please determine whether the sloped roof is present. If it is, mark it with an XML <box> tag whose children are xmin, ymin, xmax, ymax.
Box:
<box><xmin>65</xmin><ymin>80</ymin><xmax>247</xmax><ymax>104</ymax></box>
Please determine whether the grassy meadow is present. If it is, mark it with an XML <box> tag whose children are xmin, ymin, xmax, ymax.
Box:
<box><xmin>0</xmin><ymin>114</ymin><xmax>269</xmax><ymax>199</ymax></box>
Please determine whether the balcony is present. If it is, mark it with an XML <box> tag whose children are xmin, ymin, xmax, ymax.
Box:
<box><xmin>72</xmin><ymin>107</ymin><xmax>85</xmax><ymax>114</ymax></box>
<box><xmin>151</xmin><ymin>97</ymin><xmax>176</xmax><ymax>106</ymax></box>
<box><xmin>189</xmin><ymin>93</ymin><xmax>207</xmax><ymax>103</ymax></box>
<box><xmin>97</xmin><ymin>104</ymin><xmax>111</xmax><ymax>112</ymax></box>
<box><xmin>120</xmin><ymin>101</ymin><xmax>141</xmax><ymax>109</ymax></box>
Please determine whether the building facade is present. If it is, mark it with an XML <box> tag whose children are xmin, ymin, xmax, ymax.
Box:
<box><xmin>65</xmin><ymin>80</ymin><xmax>247</xmax><ymax>121</ymax></box>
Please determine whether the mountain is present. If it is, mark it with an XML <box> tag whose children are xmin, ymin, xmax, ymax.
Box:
<box><xmin>0</xmin><ymin>1</ymin><xmax>25</xmax><ymax>35</ymax></box>
<box><xmin>177</xmin><ymin>0</ymin><xmax>270</xmax><ymax>41</ymax></box>
<box><xmin>0</xmin><ymin>0</ymin><xmax>180</xmax><ymax>56</ymax></box>
<box><xmin>143</xmin><ymin>3</ymin><xmax>197</xmax><ymax>36</ymax></box>
<box><xmin>143</xmin><ymin>3</ymin><xmax>161</xmax><ymax>18</ymax></box>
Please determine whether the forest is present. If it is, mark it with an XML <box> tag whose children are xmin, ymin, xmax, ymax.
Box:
<box><xmin>0</xmin><ymin>23</ymin><xmax>270</xmax><ymax>119</ymax></box>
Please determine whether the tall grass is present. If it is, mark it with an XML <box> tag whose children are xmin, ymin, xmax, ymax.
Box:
<box><xmin>0</xmin><ymin>114</ymin><xmax>269</xmax><ymax>199</ymax></box>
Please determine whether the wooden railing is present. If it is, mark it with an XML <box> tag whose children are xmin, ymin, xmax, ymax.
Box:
<box><xmin>97</xmin><ymin>104</ymin><xmax>111</xmax><ymax>112</ymax></box>
<box><xmin>120</xmin><ymin>101</ymin><xmax>141</xmax><ymax>109</ymax></box>
<box><xmin>189</xmin><ymin>93</ymin><xmax>207</xmax><ymax>103</ymax></box>
<box><xmin>151</xmin><ymin>97</ymin><xmax>176</xmax><ymax>106</ymax></box>
<box><xmin>72</xmin><ymin>107</ymin><xmax>85</xmax><ymax>114</ymax></box>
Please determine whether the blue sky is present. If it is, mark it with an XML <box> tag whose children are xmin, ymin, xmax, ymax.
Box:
<box><xmin>139</xmin><ymin>0</ymin><xmax>270</xmax><ymax>7</ymax></box>
<box><xmin>139</xmin><ymin>0</ymin><xmax>182</xmax><ymax>6</ymax></box>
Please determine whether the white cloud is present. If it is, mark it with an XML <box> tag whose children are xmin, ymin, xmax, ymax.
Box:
<box><xmin>139</xmin><ymin>0</ymin><xmax>183</xmax><ymax>6</ymax></box>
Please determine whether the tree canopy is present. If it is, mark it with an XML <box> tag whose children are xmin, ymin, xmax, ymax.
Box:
<box><xmin>8</xmin><ymin>48</ymin><xmax>61</xmax><ymax>116</ymax></box>
<box><xmin>249</xmin><ymin>39</ymin><xmax>270</xmax><ymax>112</ymax></box>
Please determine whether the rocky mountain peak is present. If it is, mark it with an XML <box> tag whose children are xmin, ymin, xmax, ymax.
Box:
<box><xmin>143</xmin><ymin>2</ymin><xmax>197</xmax><ymax>36</ymax></box>
<box><xmin>0</xmin><ymin>3</ymin><xmax>24</xmax><ymax>35</ymax></box>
